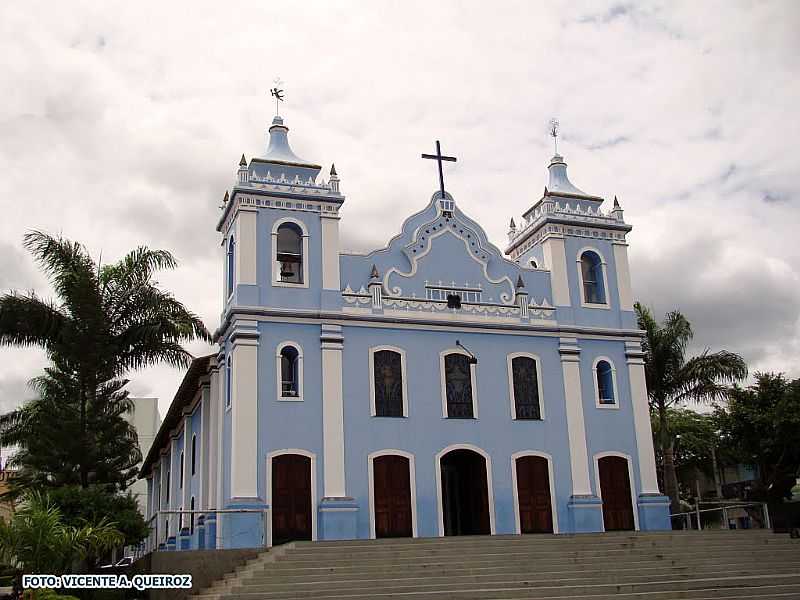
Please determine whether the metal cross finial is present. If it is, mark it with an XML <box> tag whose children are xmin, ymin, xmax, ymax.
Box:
<box><xmin>270</xmin><ymin>77</ymin><xmax>285</xmax><ymax>115</ymax></box>
<box><xmin>549</xmin><ymin>118</ymin><xmax>560</xmax><ymax>155</ymax></box>
<box><xmin>421</xmin><ymin>140</ymin><xmax>457</xmax><ymax>200</ymax></box>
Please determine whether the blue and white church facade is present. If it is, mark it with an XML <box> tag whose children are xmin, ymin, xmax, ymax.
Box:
<box><xmin>140</xmin><ymin>113</ymin><xmax>670</xmax><ymax>551</ymax></box>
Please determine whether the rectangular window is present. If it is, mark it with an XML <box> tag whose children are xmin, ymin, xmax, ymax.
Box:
<box><xmin>444</xmin><ymin>353</ymin><xmax>474</xmax><ymax>418</ymax></box>
<box><xmin>511</xmin><ymin>356</ymin><xmax>542</xmax><ymax>420</ymax></box>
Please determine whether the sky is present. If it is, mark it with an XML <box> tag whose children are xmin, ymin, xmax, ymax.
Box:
<box><xmin>0</xmin><ymin>0</ymin><xmax>798</xmax><ymax>422</ymax></box>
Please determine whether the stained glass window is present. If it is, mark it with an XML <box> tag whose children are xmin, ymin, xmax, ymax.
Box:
<box><xmin>445</xmin><ymin>353</ymin><xmax>474</xmax><ymax>418</ymax></box>
<box><xmin>512</xmin><ymin>356</ymin><xmax>542</xmax><ymax>419</ymax></box>
<box><xmin>374</xmin><ymin>350</ymin><xmax>403</xmax><ymax>417</ymax></box>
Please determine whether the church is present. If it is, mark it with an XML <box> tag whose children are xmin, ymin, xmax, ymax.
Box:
<box><xmin>139</xmin><ymin>109</ymin><xmax>670</xmax><ymax>551</ymax></box>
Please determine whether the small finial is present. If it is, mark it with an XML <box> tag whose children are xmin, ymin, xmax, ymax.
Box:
<box><xmin>613</xmin><ymin>195</ymin><xmax>620</xmax><ymax>208</ymax></box>
<box><xmin>330</xmin><ymin>163</ymin><xmax>337</xmax><ymax>176</ymax></box>
<box><xmin>370</xmin><ymin>264</ymin><xmax>379</xmax><ymax>279</ymax></box>
<box><xmin>544</xmin><ymin>186</ymin><xmax>549</xmax><ymax>196</ymax></box>
<box><xmin>239</xmin><ymin>154</ymin><xmax>247</xmax><ymax>167</ymax></box>
<box><xmin>516</xmin><ymin>275</ymin><xmax>525</xmax><ymax>290</ymax></box>
<box><xmin>549</xmin><ymin>118</ymin><xmax>560</xmax><ymax>155</ymax></box>
<box><xmin>223</xmin><ymin>190</ymin><xmax>229</xmax><ymax>203</ymax></box>
<box><xmin>509</xmin><ymin>217</ymin><xmax>516</xmax><ymax>228</ymax></box>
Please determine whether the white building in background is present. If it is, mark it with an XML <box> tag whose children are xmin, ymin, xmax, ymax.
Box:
<box><xmin>127</xmin><ymin>397</ymin><xmax>161</xmax><ymax>516</ymax></box>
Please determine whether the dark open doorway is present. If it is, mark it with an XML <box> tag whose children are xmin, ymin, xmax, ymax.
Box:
<box><xmin>440</xmin><ymin>449</ymin><xmax>490</xmax><ymax>536</ymax></box>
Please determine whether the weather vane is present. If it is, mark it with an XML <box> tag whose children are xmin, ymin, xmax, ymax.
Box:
<box><xmin>549</xmin><ymin>118</ymin><xmax>560</xmax><ymax>155</ymax></box>
<box><xmin>270</xmin><ymin>77</ymin><xmax>285</xmax><ymax>115</ymax></box>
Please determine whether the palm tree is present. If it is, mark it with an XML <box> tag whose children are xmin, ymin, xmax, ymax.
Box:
<box><xmin>0</xmin><ymin>232</ymin><xmax>210</xmax><ymax>487</ymax></box>
<box><xmin>0</xmin><ymin>491</ymin><xmax>123</xmax><ymax>591</ymax></box>
<box><xmin>635</xmin><ymin>302</ymin><xmax>747</xmax><ymax>512</ymax></box>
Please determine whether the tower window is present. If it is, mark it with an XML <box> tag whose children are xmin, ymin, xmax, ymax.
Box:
<box><xmin>280</xmin><ymin>345</ymin><xmax>301</xmax><ymax>398</ymax></box>
<box><xmin>226</xmin><ymin>237</ymin><xmax>235</xmax><ymax>297</ymax></box>
<box><xmin>595</xmin><ymin>359</ymin><xmax>617</xmax><ymax>407</ymax></box>
<box><xmin>179</xmin><ymin>452</ymin><xmax>184</xmax><ymax>489</ymax></box>
<box><xmin>276</xmin><ymin>223</ymin><xmax>304</xmax><ymax>284</ymax></box>
<box><xmin>191</xmin><ymin>434</ymin><xmax>196</xmax><ymax>476</ymax></box>
<box><xmin>580</xmin><ymin>250</ymin><xmax>606</xmax><ymax>304</ymax></box>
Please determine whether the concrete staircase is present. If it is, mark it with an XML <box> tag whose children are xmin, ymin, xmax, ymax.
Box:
<box><xmin>193</xmin><ymin>530</ymin><xmax>800</xmax><ymax>599</ymax></box>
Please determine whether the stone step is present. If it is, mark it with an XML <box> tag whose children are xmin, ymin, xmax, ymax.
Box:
<box><xmin>292</xmin><ymin>530</ymin><xmax>777</xmax><ymax>550</ymax></box>
<box><xmin>229</xmin><ymin>567</ymin><xmax>800</xmax><ymax>597</ymax></box>
<box><xmin>273</xmin><ymin>544</ymin><xmax>799</xmax><ymax>567</ymax></box>
<box><xmin>208</xmin><ymin>574</ymin><xmax>800</xmax><ymax>600</ymax></box>
<box><xmin>283</xmin><ymin>537</ymin><xmax>796</xmax><ymax>559</ymax></box>
<box><xmin>235</xmin><ymin>560</ymin><xmax>800</xmax><ymax>588</ymax></box>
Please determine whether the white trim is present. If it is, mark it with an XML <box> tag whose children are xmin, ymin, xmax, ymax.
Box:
<box><xmin>434</xmin><ymin>443</ymin><xmax>496</xmax><ymax>537</ymax></box>
<box><xmin>510</xmin><ymin>451</ymin><xmax>559</xmax><ymax>534</ymax></box>
<box><xmin>506</xmin><ymin>352</ymin><xmax>545</xmax><ymax>420</ymax></box>
<box><xmin>593</xmin><ymin>451</ymin><xmax>640</xmax><ymax>532</ymax></box>
<box><xmin>272</xmin><ymin>217</ymin><xmax>310</xmax><ymax>289</ymax></box>
<box><xmin>612</xmin><ymin>243</ymin><xmax>634</xmax><ymax>311</ymax></box>
<box><xmin>592</xmin><ymin>356</ymin><xmax>619</xmax><ymax>409</ymax></box>
<box><xmin>367</xmin><ymin>450</ymin><xmax>418</xmax><ymax>539</ymax></box>
<box><xmin>266</xmin><ymin>449</ymin><xmax>318</xmax><ymax>547</ymax></box>
<box><xmin>542</xmin><ymin>237</ymin><xmax>571</xmax><ymax>306</ymax></box>
<box><xmin>368</xmin><ymin>346</ymin><xmax>408</xmax><ymax>417</ymax></box>
<box><xmin>576</xmin><ymin>246</ymin><xmax>611</xmax><ymax>309</ymax></box>
<box><xmin>439</xmin><ymin>348</ymin><xmax>478</xmax><ymax>419</ymax></box>
<box><xmin>275</xmin><ymin>341</ymin><xmax>304</xmax><ymax>402</ymax></box>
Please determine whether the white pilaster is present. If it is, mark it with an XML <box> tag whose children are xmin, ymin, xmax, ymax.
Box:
<box><xmin>236</xmin><ymin>208</ymin><xmax>258</xmax><ymax>285</ymax></box>
<box><xmin>214</xmin><ymin>352</ymin><xmax>225</xmax><ymax>544</ymax></box>
<box><xmin>321</xmin><ymin>214</ymin><xmax>341</xmax><ymax>291</ymax></box>
<box><xmin>230</xmin><ymin>329</ymin><xmax>260</xmax><ymax>499</ymax></box>
<box><xmin>321</xmin><ymin>324</ymin><xmax>346</xmax><ymax>497</ymax></box>
<box><xmin>181</xmin><ymin>415</ymin><xmax>192</xmax><ymax>521</ymax></box>
<box><xmin>613</xmin><ymin>242</ymin><xmax>634</xmax><ymax>311</ymax></box>
<box><xmin>542</xmin><ymin>236</ymin><xmax>571</xmax><ymax>306</ymax></box>
<box><xmin>560</xmin><ymin>338</ymin><xmax>593</xmax><ymax>496</ymax></box>
<box><xmin>626</xmin><ymin>341</ymin><xmax>661</xmax><ymax>494</ymax></box>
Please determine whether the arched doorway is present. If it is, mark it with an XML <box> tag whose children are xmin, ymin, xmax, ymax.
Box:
<box><xmin>271</xmin><ymin>454</ymin><xmax>312</xmax><ymax>544</ymax></box>
<box><xmin>440</xmin><ymin>449</ymin><xmax>490</xmax><ymax>536</ymax></box>
<box><xmin>372</xmin><ymin>455</ymin><xmax>413</xmax><ymax>538</ymax></box>
<box><xmin>515</xmin><ymin>455</ymin><xmax>554</xmax><ymax>534</ymax></box>
<box><xmin>598</xmin><ymin>455</ymin><xmax>635</xmax><ymax>531</ymax></box>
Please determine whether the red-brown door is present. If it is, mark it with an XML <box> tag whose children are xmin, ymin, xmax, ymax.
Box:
<box><xmin>272</xmin><ymin>454</ymin><xmax>312</xmax><ymax>544</ymax></box>
<box><xmin>373</xmin><ymin>455</ymin><xmax>413</xmax><ymax>538</ymax></box>
<box><xmin>516</xmin><ymin>455</ymin><xmax>554</xmax><ymax>534</ymax></box>
<box><xmin>598</xmin><ymin>456</ymin><xmax>635</xmax><ymax>531</ymax></box>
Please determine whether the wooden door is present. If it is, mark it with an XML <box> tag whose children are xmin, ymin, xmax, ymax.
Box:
<box><xmin>272</xmin><ymin>454</ymin><xmax>312</xmax><ymax>544</ymax></box>
<box><xmin>373</xmin><ymin>455</ymin><xmax>413</xmax><ymax>538</ymax></box>
<box><xmin>516</xmin><ymin>455</ymin><xmax>554</xmax><ymax>533</ymax></box>
<box><xmin>599</xmin><ymin>456</ymin><xmax>635</xmax><ymax>531</ymax></box>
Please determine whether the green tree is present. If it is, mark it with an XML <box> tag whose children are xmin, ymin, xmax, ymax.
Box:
<box><xmin>0</xmin><ymin>232</ymin><xmax>209</xmax><ymax>488</ymax></box>
<box><xmin>635</xmin><ymin>302</ymin><xmax>747</xmax><ymax>512</ymax></box>
<box><xmin>717</xmin><ymin>373</ymin><xmax>800</xmax><ymax>501</ymax></box>
<box><xmin>0</xmin><ymin>491</ymin><xmax>123</xmax><ymax>578</ymax></box>
<box><xmin>0</xmin><ymin>370</ymin><xmax>142</xmax><ymax>493</ymax></box>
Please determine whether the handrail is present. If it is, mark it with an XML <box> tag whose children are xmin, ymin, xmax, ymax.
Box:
<box><xmin>670</xmin><ymin>501</ymin><xmax>771</xmax><ymax>530</ymax></box>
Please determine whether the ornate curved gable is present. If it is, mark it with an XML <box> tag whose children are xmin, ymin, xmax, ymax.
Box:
<box><xmin>340</xmin><ymin>194</ymin><xmax>555</xmax><ymax>322</ymax></box>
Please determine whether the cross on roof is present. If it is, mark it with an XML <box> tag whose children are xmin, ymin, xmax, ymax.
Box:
<box><xmin>421</xmin><ymin>140</ymin><xmax>457</xmax><ymax>200</ymax></box>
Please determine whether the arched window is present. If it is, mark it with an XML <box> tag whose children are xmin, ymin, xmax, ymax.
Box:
<box><xmin>276</xmin><ymin>223</ymin><xmax>304</xmax><ymax>284</ymax></box>
<box><xmin>179</xmin><ymin>452</ymin><xmax>184</xmax><ymax>489</ymax></box>
<box><xmin>279</xmin><ymin>345</ymin><xmax>301</xmax><ymax>398</ymax></box>
<box><xmin>443</xmin><ymin>353</ymin><xmax>475</xmax><ymax>418</ymax></box>
<box><xmin>580</xmin><ymin>250</ymin><xmax>606</xmax><ymax>304</ymax></box>
<box><xmin>510</xmin><ymin>355</ymin><xmax>542</xmax><ymax>420</ymax></box>
<box><xmin>372</xmin><ymin>350</ymin><xmax>404</xmax><ymax>417</ymax></box>
<box><xmin>226</xmin><ymin>237</ymin><xmax>235</xmax><ymax>297</ymax></box>
<box><xmin>165</xmin><ymin>469</ymin><xmax>170</xmax><ymax>504</ymax></box>
<box><xmin>225</xmin><ymin>356</ymin><xmax>232</xmax><ymax>408</ymax></box>
<box><xmin>189</xmin><ymin>497</ymin><xmax>195</xmax><ymax>535</ymax></box>
<box><xmin>595</xmin><ymin>359</ymin><xmax>617</xmax><ymax>406</ymax></box>
<box><xmin>191</xmin><ymin>434</ymin><xmax>196</xmax><ymax>476</ymax></box>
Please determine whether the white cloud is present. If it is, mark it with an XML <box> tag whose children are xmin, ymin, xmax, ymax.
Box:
<box><xmin>0</xmin><ymin>0</ymin><xmax>797</xmax><ymax>418</ymax></box>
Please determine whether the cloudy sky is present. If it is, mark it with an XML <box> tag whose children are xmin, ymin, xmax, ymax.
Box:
<box><xmin>1</xmin><ymin>0</ymin><xmax>798</xmax><ymax>421</ymax></box>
